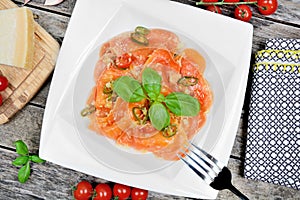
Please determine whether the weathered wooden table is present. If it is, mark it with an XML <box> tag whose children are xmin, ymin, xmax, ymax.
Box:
<box><xmin>0</xmin><ymin>0</ymin><xmax>299</xmax><ymax>199</ymax></box>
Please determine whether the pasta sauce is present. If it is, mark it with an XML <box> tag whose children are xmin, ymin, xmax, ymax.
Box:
<box><xmin>85</xmin><ymin>27</ymin><xmax>213</xmax><ymax>161</ymax></box>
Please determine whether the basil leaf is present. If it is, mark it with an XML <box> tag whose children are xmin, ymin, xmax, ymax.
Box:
<box><xmin>165</xmin><ymin>92</ymin><xmax>200</xmax><ymax>116</ymax></box>
<box><xmin>113</xmin><ymin>76</ymin><xmax>146</xmax><ymax>102</ymax></box>
<box><xmin>14</xmin><ymin>140</ymin><xmax>29</xmax><ymax>156</ymax></box>
<box><xmin>12</xmin><ymin>156</ymin><xmax>29</xmax><ymax>166</ymax></box>
<box><xmin>30</xmin><ymin>155</ymin><xmax>45</xmax><ymax>164</ymax></box>
<box><xmin>18</xmin><ymin>162</ymin><xmax>30</xmax><ymax>183</ymax></box>
<box><xmin>142</xmin><ymin>68</ymin><xmax>161</xmax><ymax>100</ymax></box>
<box><xmin>149</xmin><ymin>102</ymin><xmax>170</xmax><ymax>130</ymax></box>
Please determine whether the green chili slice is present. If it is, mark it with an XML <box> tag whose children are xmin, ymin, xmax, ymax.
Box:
<box><xmin>81</xmin><ymin>105</ymin><xmax>96</xmax><ymax>117</ymax></box>
<box><xmin>135</xmin><ymin>26</ymin><xmax>150</xmax><ymax>35</ymax></box>
<box><xmin>131</xmin><ymin>32</ymin><xmax>149</xmax><ymax>46</ymax></box>
<box><xmin>132</xmin><ymin>106</ymin><xmax>148</xmax><ymax>124</ymax></box>
<box><xmin>162</xmin><ymin>124</ymin><xmax>177</xmax><ymax>138</ymax></box>
<box><xmin>103</xmin><ymin>81</ymin><xmax>113</xmax><ymax>94</ymax></box>
<box><xmin>177</xmin><ymin>76</ymin><xmax>198</xmax><ymax>86</ymax></box>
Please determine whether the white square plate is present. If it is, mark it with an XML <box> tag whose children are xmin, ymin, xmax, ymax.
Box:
<box><xmin>39</xmin><ymin>0</ymin><xmax>253</xmax><ymax>199</ymax></box>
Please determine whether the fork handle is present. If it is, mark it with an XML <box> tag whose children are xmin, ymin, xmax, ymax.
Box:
<box><xmin>227</xmin><ymin>183</ymin><xmax>249</xmax><ymax>200</ymax></box>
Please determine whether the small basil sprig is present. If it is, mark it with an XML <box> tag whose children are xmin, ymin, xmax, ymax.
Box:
<box><xmin>113</xmin><ymin>68</ymin><xmax>200</xmax><ymax>131</ymax></box>
<box><xmin>12</xmin><ymin>140</ymin><xmax>45</xmax><ymax>183</ymax></box>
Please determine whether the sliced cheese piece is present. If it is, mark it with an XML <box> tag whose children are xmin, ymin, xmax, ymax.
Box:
<box><xmin>0</xmin><ymin>7</ymin><xmax>34</xmax><ymax>69</ymax></box>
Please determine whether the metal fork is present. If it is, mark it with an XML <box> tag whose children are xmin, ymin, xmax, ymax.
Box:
<box><xmin>178</xmin><ymin>143</ymin><xmax>249</xmax><ymax>200</ymax></box>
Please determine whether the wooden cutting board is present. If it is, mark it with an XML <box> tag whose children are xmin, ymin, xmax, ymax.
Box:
<box><xmin>0</xmin><ymin>0</ymin><xmax>60</xmax><ymax>124</ymax></box>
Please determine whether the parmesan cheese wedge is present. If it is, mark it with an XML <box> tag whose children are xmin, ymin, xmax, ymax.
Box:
<box><xmin>0</xmin><ymin>7</ymin><xmax>34</xmax><ymax>69</ymax></box>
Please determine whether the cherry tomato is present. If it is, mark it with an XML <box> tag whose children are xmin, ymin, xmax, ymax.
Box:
<box><xmin>115</xmin><ymin>53</ymin><xmax>133</xmax><ymax>69</ymax></box>
<box><xmin>206</xmin><ymin>5</ymin><xmax>222</xmax><ymax>14</ymax></box>
<box><xmin>257</xmin><ymin>0</ymin><xmax>278</xmax><ymax>15</ymax></box>
<box><xmin>73</xmin><ymin>181</ymin><xmax>93</xmax><ymax>200</ymax></box>
<box><xmin>0</xmin><ymin>75</ymin><xmax>8</xmax><ymax>91</ymax></box>
<box><xmin>234</xmin><ymin>5</ymin><xmax>252</xmax><ymax>22</ymax></box>
<box><xmin>113</xmin><ymin>183</ymin><xmax>131</xmax><ymax>200</ymax></box>
<box><xmin>0</xmin><ymin>94</ymin><xmax>2</xmax><ymax>106</ymax></box>
<box><xmin>131</xmin><ymin>187</ymin><xmax>148</xmax><ymax>200</ymax></box>
<box><xmin>224</xmin><ymin>0</ymin><xmax>240</xmax><ymax>2</ymax></box>
<box><xmin>93</xmin><ymin>183</ymin><xmax>112</xmax><ymax>200</ymax></box>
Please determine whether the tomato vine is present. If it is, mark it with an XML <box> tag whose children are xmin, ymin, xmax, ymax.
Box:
<box><xmin>194</xmin><ymin>0</ymin><xmax>278</xmax><ymax>22</ymax></box>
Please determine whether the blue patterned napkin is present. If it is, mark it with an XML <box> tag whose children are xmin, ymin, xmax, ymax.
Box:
<box><xmin>265</xmin><ymin>38</ymin><xmax>300</xmax><ymax>50</ymax></box>
<box><xmin>244</xmin><ymin>38</ymin><xmax>300</xmax><ymax>190</ymax></box>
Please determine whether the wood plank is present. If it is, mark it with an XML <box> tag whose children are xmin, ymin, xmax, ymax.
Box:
<box><xmin>29</xmin><ymin>76</ymin><xmax>51</xmax><ymax>106</ymax></box>
<box><xmin>31</xmin><ymin>7</ymin><xmax>70</xmax><ymax>40</ymax></box>
<box><xmin>0</xmin><ymin>105</ymin><xmax>44</xmax><ymax>152</ymax></box>
<box><xmin>251</xmin><ymin>18</ymin><xmax>300</xmax><ymax>52</ymax></box>
<box><xmin>0</xmin><ymin>190</ymin><xmax>44</xmax><ymax>200</ymax></box>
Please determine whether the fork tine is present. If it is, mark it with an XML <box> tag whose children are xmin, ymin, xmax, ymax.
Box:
<box><xmin>178</xmin><ymin>152</ymin><xmax>214</xmax><ymax>184</ymax></box>
<box><xmin>186</xmin><ymin>145</ymin><xmax>220</xmax><ymax>176</ymax></box>
<box><xmin>178</xmin><ymin>143</ymin><xmax>226</xmax><ymax>184</ymax></box>
<box><xmin>184</xmin><ymin>149</ymin><xmax>218</xmax><ymax>177</ymax></box>
<box><xmin>190</xmin><ymin>143</ymin><xmax>224</xmax><ymax>169</ymax></box>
